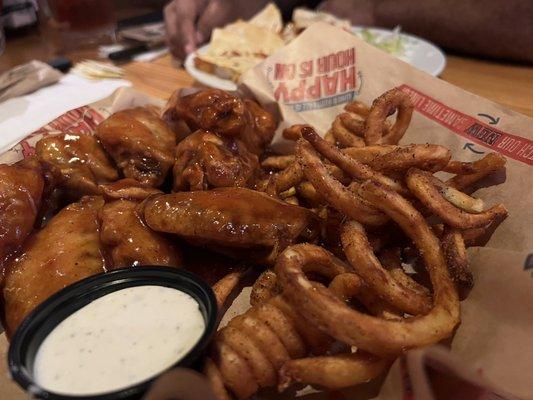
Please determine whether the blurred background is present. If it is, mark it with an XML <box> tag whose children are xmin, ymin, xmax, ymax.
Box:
<box><xmin>0</xmin><ymin>0</ymin><xmax>531</xmax><ymax>115</ymax></box>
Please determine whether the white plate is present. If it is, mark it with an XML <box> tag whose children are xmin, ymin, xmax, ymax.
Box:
<box><xmin>184</xmin><ymin>26</ymin><xmax>446</xmax><ymax>90</ymax></box>
<box><xmin>351</xmin><ymin>26</ymin><xmax>446</xmax><ymax>77</ymax></box>
<box><xmin>184</xmin><ymin>45</ymin><xmax>238</xmax><ymax>91</ymax></box>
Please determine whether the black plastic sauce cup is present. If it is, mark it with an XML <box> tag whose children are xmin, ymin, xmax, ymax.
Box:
<box><xmin>8</xmin><ymin>267</ymin><xmax>218</xmax><ymax>400</ymax></box>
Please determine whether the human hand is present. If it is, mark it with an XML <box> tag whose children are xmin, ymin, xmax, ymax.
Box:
<box><xmin>164</xmin><ymin>0</ymin><xmax>268</xmax><ymax>60</ymax></box>
<box><xmin>164</xmin><ymin>0</ymin><xmax>208</xmax><ymax>60</ymax></box>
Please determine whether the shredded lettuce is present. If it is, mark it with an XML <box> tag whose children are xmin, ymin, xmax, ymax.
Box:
<box><xmin>356</xmin><ymin>27</ymin><xmax>406</xmax><ymax>57</ymax></box>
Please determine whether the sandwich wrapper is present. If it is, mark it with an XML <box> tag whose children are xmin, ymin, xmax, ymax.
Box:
<box><xmin>0</xmin><ymin>22</ymin><xmax>532</xmax><ymax>400</ymax></box>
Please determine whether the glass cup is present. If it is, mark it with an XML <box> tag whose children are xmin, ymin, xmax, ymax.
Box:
<box><xmin>44</xmin><ymin>0</ymin><xmax>116</xmax><ymax>51</ymax></box>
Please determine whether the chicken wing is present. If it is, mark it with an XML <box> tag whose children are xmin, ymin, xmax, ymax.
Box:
<box><xmin>99</xmin><ymin>178</ymin><xmax>162</xmax><ymax>201</ymax></box>
<box><xmin>173</xmin><ymin>130</ymin><xmax>259</xmax><ymax>191</ymax></box>
<box><xmin>35</xmin><ymin>132</ymin><xmax>118</xmax><ymax>196</ymax></box>
<box><xmin>0</xmin><ymin>157</ymin><xmax>44</xmax><ymax>268</ymax></box>
<box><xmin>143</xmin><ymin>188</ymin><xmax>320</xmax><ymax>264</ymax></box>
<box><xmin>2</xmin><ymin>196</ymin><xmax>106</xmax><ymax>336</ymax></box>
<box><xmin>162</xmin><ymin>89</ymin><xmax>276</xmax><ymax>155</ymax></box>
<box><xmin>96</xmin><ymin>107</ymin><xmax>176</xmax><ymax>187</ymax></box>
<box><xmin>163</xmin><ymin>89</ymin><xmax>248</xmax><ymax>137</ymax></box>
<box><xmin>99</xmin><ymin>199</ymin><xmax>182</xmax><ymax>269</ymax></box>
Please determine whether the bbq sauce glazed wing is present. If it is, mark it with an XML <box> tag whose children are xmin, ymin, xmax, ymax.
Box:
<box><xmin>35</xmin><ymin>132</ymin><xmax>118</xmax><ymax>196</ymax></box>
<box><xmin>98</xmin><ymin>187</ymin><xmax>182</xmax><ymax>269</ymax></box>
<box><xmin>162</xmin><ymin>89</ymin><xmax>276</xmax><ymax>155</ymax></box>
<box><xmin>0</xmin><ymin>157</ymin><xmax>44</xmax><ymax>267</ymax></box>
<box><xmin>143</xmin><ymin>187</ymin><xmax>319</xmax><ymax>264</ymax></box>
<box><xmin>173</xmin><ymin>130</ymin><xmax>259</xmax><ymax>191</ymax></box>
<box><xmin>162</xmin><ymin>89</ymin><xmax>247</xmax><ymax>137</ymax></box>
<box><xmin>2</xmin><ymin>196</ymin><xmax>107</xmax><ymax>336</ymax></box>
<box><xmin>96</xmin><ymin>107</ymin><xmax>176</xmax><ymax>187</ymax></box>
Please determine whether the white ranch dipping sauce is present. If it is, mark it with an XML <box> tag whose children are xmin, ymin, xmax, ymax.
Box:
<box><xmin>33</xmin><ymin>285</ymin><xmax>205</xmax><ymax>395</ymax></box>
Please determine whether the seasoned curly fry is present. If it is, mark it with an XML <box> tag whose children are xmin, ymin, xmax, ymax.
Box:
<box><xmin>250</xmin><ymin>270</ymin><xmax>281</xmax><ymax>306</ymax></box>
<box><xmin>330</xmin><ymin>115</ymin><xmax>365</xmax><ymax>148</ymax></box>
<box><xmin>269</xmin><ymin>295</ymin><xmax>332</xmax><ymax>355</ymax></box>
<box><xmin>368</xmin><ymin>144</ymin><xmax>451</xmax><ymax>173</ymax></box>
<box><xmin>261</xmin><ymin>155</ymin><xmax>295</xmax><ymax>170</ymax></box>
<box><xmin>204</xmin><ymin>358</ymin><xmax>232</xmax><ymax>400</ymax></box>
<box><xmin>327</xmin><ymin>272</ymin><xmax>399</xmax><ymax>319</ymax></box>
<box><xmin>341</xmin><ymin>221</ymin><xmax>432</xmax><ymax>315</ymax></box>
<box><xmin>301</xmin><ymin>127</ymin><xmax>409</xmax><ymax>195</ymax></box>
<box><xmin>211</xmin><ymin>340</ymin><xmax>259</xmax><ymax>399</ymax></box>
<box><xmin>446</xmin><ymin>152</ymin><xmax>506</xmax><ymax>191</ymax></box>
<box><xmin>441</xmin><ymin>228</ymin><xmax>473</xmax><ymax>299</ymax></box>
<box><xmin>344</xmin><ymin>100</ymin><xmax>370</xmax><ymax>116</ymax></box>
<box><xmin>364</xmin><ymin>87</ymin><xmax>413</xmax><ymax>145</ymax></box>
<box><xmin>213</xmin><ymin>270</ymin><xmax>246</xmax><ymax>310</ymax></box>
<box><xmin>276</xmin><ymin>180</ymin><xmax>460</xmax><ymax>356</ymax></box>
<box><xmin>441</xmin><ymin>186</ymin><xmax>484</xmax><ymax>213</ymax></box>
<box><xmin>442</xmin><ymin>160</ymin><xmax>477</xmax><ymax>175</ymax></box>
<box><xmin>282</xmin><ymin>124</ymin><xmax>311</xmax><ymax>141</ymax></box>
<box><xmin>278</xmin><ymin>352</ymin><xmax>389</xmax><ymax>390</ymax></box>
<box><xmin>339</xmin><ymin>112</ymin><xmax>366</xmax><ymax>136</ymax></box>
<box><xmin>296</xmin><ymin>140</ymin><xmax>388</xmax><ymax>226</ymax></box>
<box><xmin>461</xmin><ymin>211</ymin><xmax>507</xmax><ymax>247</ymax></box>
<box><xmin>218</xmin><ymin>325</ymin><xmax>277</xmax><ymax>387</ymax></box>
<box><xmin>296</xmin><ymin>181</ymin><xmax>324</xmax><ymax>205</ymax></box>
<box><xmin>380</xmin><ymin>249</ymin><xmax>429</xmax><ymax>299</ymax></box>
<box><xmin>266</xmin><ymin>161</ymin><xmax>304</xmax><ymax>196</ymax></box>
<box><xmin>342</xmin><ymin>145</ymin><xmax>397</xmax><ymax>164</ymax></box>
<box><xmin>407</xmin><ymin>168</ymin><xmax>508</xmax><ymax>229</ymax></box>
<box><xmin>324</xmin><ymin>129</ymin><xmax>335</xmax><ymax>143</ymax></box>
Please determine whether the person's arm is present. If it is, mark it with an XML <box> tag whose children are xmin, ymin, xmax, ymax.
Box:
<box><xmin>319</xmin><ymin>0</ymin><xmax>533</xmax><ymax>63</ymax></box>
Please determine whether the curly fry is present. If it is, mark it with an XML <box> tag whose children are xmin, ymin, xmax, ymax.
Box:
<box><xmin>461</xmin><ymin>211</ymin><xmax>507</xmax><ymax>247</ymax></box>
<box><xmin>364</xmin><ymin>88</ymin><xmax>413</xmax><ymax>145</ymax></box>
<box><xmin>269</xmin><ymin>295</ymin><xmax>332</xmax><ymax>355</ymax></box>
<box><xmin>328</xmin><ymin>272</ymin><xmax>402</xmax><ymax>320</ymax></box>
<box><xmin>211</xmin><ymin>340</ymin><xmax>259</xmax><ymax>399</ymax></box>
<box><xmin>253</xmin><ymin>303</ymin><xmax>307</xmax><ymax>359</ymax></box>
<box><xmin>261</xmin><ymin>155</ymin><xmax>295</xmax><ymax>170</ymax></box>
<box><xmin>276</xmin><ymin>180</ymin><xmax>460</xmax><ymax>356</ymax></box>
<box><xmin>296</xmin><ymin>181</ymin><xmax>324</xmax><ymax>206</ymax></box>
<box><xmin>324</xmin><ymin>129</ymin><xmax>335</xmax><ymax>143</ymax></box>
<box><xmin>266</xmin><ymin>161</ymin><xmax>304</xmax><ymax>196</ymax></box>
<box><xmin>446</xmin><ymin>152</ymin><xmax>506</xmax><ymax>191</ymax></box>
<box><xmin>340</xmin><ymin>112</ymin><xmax>366</xmax><ymax>136</ymax></box>
<box><xmin>406</xmin><ymin>168</ymin><xmax>508</xmax><ymax>229</ymax></box>
<box><xmin>278</xmin><ymin>352</ymin><xmax>389</xmax><ymax>391</ymax></box>
<box><xmin>441</xmin><ymin>186</ymin><xmax>484</xmax><ymax>213</ymax></box>
<box><xmin>442</xmin><ymin>160</ymin><xmax>477</xmax><ymax>175</ymax></box>
<box><xmin>301</xmin><ymin>127</ymin><xmax>409</xmax><ymax>195</ymax></box>
<box><xmin>296</xmin><ymin>140</ymin><xmax>388</xmax><ymax>226</ymax></box>
<box><xmin>368</xmin><ymin>144</ymin><xmax>451</xmax><ymax>173</ymax></box>
<box><xmin>282</xmin><ymin>124</ymin><xmax>311</xmax><ymax>141</ymax></box>
<box><xmin>218</xmin><ymin>326</ymin><xmax>277</xmax><ymax>387</ymax></box>
<box><xmin>204</xmin><ymin>358</ymin><xmax>232</xmax><ymax>400</ymax></box>
<box><xmin>231</xmin><ymin>313</ymin><xmax>290</xmax><ymax>370</ymax></box>
<box><xmin>331</xmin><ymin>115</ymin><xmax>365</xmax><ymax>148</ymax></box>
<box><xmin>441</xmin><ymin>228</ymin><xmax>473</xmax><ymax>299</ymax></box>
<box><xmin>345</xmin><ymin>100</ymin><xmax>370</xmax><ymax>116</ymax></box>
<box><xmin>342</xmin><ymin>145</ymin><xmax>398</xmax><ymax>164</ymax></box>
<box><xmin>213</xmin><ymin>270</ymin><xmax>246</xmax><ymax>310</ymax></box>
<box><xmin>341</xmin><ymin>221</ymin><xmax>432</xmax><ymax>315</ymax></box>
<box><xmin>379</xmin><ymin>248</ymin><xmax>429</xmax><ymax>299</ymax></box>
<box><xmin>250</xmin><ymin>270</ymin><xmax>281</xmax><ymax>306</ymax></box>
